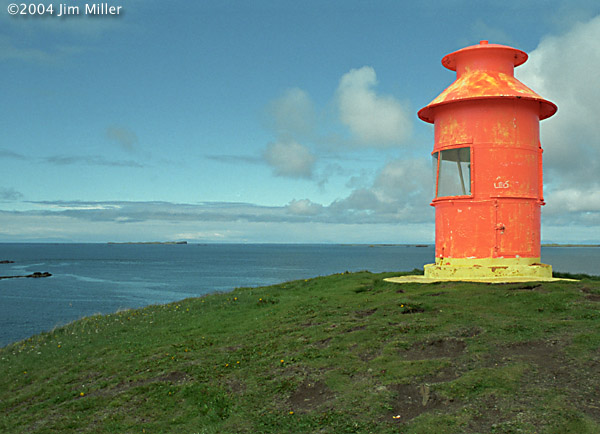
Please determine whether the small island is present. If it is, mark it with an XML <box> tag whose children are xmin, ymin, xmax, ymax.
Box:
<box><xmin>107</xmin><ymin>241</ymin><xmax>188</xmax><ymax>245</ymax></box>
<box><xmin>0</xmin><ymin>271</ymin><xmax>52</xmax><ymax>280</ymax></box>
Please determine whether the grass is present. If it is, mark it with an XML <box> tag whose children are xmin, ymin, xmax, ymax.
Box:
<box><xmin>1</xmin><ymin>270</ymin><xmax>599</xmax><ymax>433</ymax></box>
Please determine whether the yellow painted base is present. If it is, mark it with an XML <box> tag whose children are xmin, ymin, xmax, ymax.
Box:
<box><xmin>424</xmin><ymin>257</ymin><xmax>553</xmax><ymax>280</ymax></box>
<box><xmin>384</xmin><ymin>275</ymin><xmax>575</xmax><ymax>284</ymax></box>
<box><xmin>383</xmin><ymin>256</ymin><xmax>577</xmax><ymax>284</ymax></box>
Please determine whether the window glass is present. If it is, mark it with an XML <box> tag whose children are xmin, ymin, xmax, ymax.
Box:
<box><xmin>434</xmin><ymin>147</ymin><xmax>471</xmax><ymax>197</ymax></box>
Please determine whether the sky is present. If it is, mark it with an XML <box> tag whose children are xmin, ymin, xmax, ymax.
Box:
<box><xmin>0</xmin><ymin>0</ymin><xmax>599</xmax><ymax>243</ymax></box>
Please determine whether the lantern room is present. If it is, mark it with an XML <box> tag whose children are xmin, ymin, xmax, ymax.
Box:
<box><xmin>418</xmin><ymin>40</ymin><xmax>557</xmax><ymax>280</ymax></box>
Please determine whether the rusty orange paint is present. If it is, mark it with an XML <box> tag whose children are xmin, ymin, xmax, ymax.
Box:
<box><xmin>418</xmin><ymin>41</ymin><xmax>556</xmax><ymax>265</ymax></box>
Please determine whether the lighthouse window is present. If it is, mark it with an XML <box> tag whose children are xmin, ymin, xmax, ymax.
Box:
<box><xmin>434</xmin><ymin>147</ymin><xmax>471</xmax><ymax>197</ymax></box>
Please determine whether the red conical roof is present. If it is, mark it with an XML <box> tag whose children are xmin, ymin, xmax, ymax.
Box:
<box><xmin>418</xmin><ymin>41</ymin><xmax>557</xmax><ymax>123</ymax></box>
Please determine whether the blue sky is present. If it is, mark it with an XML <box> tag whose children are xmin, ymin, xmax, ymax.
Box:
<box><xmin>0</xmin><ymin>0</ymin><xmax>599</xmax><ymax>243</ymax></box>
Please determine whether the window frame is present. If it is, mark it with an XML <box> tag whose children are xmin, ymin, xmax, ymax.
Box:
<box><xmin>432</xmin><ymin>145</ymin><xmax>473</xmax><ymax>199</ymax></box>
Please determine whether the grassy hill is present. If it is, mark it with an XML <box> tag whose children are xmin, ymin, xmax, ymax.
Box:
<box><xmin>1</xmin><ymin>270</ymin><xmax>599</xmax><ymax>433</ymax></box>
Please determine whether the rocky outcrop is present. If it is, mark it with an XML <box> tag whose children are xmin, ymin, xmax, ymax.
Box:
<box><xmin>0</xmin><ymin>272</ymin><xmax>52</xmax><ymax>280</ymax></box>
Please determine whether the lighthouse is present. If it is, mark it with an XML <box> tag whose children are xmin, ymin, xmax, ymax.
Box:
<box><xmin>418</xmin><ymin>41</ymin><xmax>557</xmax><ymax>280</ymax></box>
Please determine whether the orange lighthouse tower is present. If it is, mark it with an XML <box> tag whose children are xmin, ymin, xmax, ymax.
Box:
<box><xmin>418</xmin><ymin>41</ymin><xmax>557</xmax><ymax>280</ymax></box>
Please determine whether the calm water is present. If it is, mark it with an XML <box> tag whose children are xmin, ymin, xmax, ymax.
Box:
<box><xmin>0</xmin><ymin>243</ymin><xmax>598</xmax><ymax>347</ymax></box>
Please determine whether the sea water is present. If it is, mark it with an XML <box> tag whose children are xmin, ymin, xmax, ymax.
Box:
<box><xmin>0</xmin><ymin>243</ymin><xmax>598</xmax><ymax>347</ymax></box>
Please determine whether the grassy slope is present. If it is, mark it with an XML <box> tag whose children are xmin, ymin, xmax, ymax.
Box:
<box><xmin>1</xmin><ymin>271</ymin><xmax>600</xmax><ymax>434</ymax></box>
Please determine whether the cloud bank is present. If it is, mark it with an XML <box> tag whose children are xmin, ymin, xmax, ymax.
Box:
<box><xmin>517</xmin><ymin>14</ymin><xmax>600</xmax><ymax>229</ymax></box>
<box><xmin>0</xmin><ymin>148</ymin><xmax>143</xmax><ymax>168</ymax></box>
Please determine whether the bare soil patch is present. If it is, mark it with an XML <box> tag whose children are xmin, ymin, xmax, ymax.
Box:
<box><xmin>387</xmin><ymin>383</ymin><xmax>451</xmax><ymax>423</ymax></box>
<box><xmin>288</xmin><ymin>380</ymin><xmax>334</xmax><ymax>412</ymax></box>
<box><xmin>314</xmin><ymin>337</ymin><xmax>332</xmax><ymax>348</ymax></box>
<box><xmin>403</xmin><ymin>338</ymin><xmax>467</xmax><ymax>360</ymax></box>
<box><xmin>422</xmin><ymin>365</ymin><xmax>459</xmax><ymax>383</ymax></box>
<box><xmin>354</xmin><ymin>308</ymin><xmax>377</xmax><ymax>318</ymax></box>
<box><xmin>465</xmin><ymin>394</ymin><xmax>507</xmax><ymax>433</ymax></box>
<box><xmin>453</xmin><ymin>327</ymin><xmax>483</xmax><ymax>338</ymax></box>
<box><xmin>344</xmin><ymin>325</ymin><xmax>366</xmax><ymax>333</ymax></box>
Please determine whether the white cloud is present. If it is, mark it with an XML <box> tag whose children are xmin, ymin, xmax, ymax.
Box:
<box><xmin>517</xmin><ymin>14</ymin><xmax>600</xmax><ymax>234</ymax></box>
<box><xmin>329</xmin><ymin>158</ymin><xmax>434</xmax><ymax>223</ymax></box>
<box><xmin>1</xmin><ymin>189</ymin><xmax>595</xmax><ymax>243</ymax></box>
<box><xmin>517</xmin><ymin>15</ymin><xmax>600</xmax><ymax>188</ymax></box>
<box><xmin>374</xmin><ymin>158</ymin><xmax>433</xmax><ymax>202</ymax></box>
<box><xmin>263</xmin><ymin>141</ymin><xmax>316</xmax><ymax>179</ymax></box>
<box><xmin>545</xmin><ymin>189</ymin><xmax>600</xmax><ymax>214</ymax></box>
<box><xmin>337</xmin><ymin>66</ymin><xmax>412</xmax><ymax>147</ymax></box>
<box><xmin>173</xmin><ymin>231</ymin><xmax>230</xmax><ymax>241</ymax></box>
<box><xmin>286</xmin><ymin>199</ymin><xmax>324</xmax><ymax>216</ymax></box>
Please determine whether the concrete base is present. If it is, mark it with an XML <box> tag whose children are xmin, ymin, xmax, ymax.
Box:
<box><xmin>424</xmin><ymin>257</ymin><xmax>552</xmax><ymax>280</ymax></box>
<box><xmin>384</xmin><ymin>257</ymin><xmax>576</xmax><ymax>284</ymax></box>
<box><xmin>384</xmin><ymin>275</ymin><xmax>575</xmax><ymax>284</ymax></box>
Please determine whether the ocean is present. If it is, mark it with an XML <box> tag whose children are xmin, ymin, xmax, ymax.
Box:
<box><xmin>1</xmin><ymin>243</ymin><xmax>598</xmax><ymax>347</ymax></box>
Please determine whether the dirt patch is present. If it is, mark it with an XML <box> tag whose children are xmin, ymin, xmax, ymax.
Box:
<box><xmin>355</xmin><ymin>308</ymin><xmax>377</xmax><ymax>318</ymax></box>
<box><xmin>506</xmin><ymin>283</ymin><xmax>543</xmax><ymax>291</ymax></box>
<box><xmin>427</xmin><ymin>292</ymin><xmax>447</xmax><ymax>297</ymax></box>
<box><xmin>358</xmin><ymin>346</ymin><xmax>383</xmax><ymax>362</ymax></box>
<box><xmin>580</xmin><ymin>286</ymin><xmax>597</xmax><ymax>294</ymax></box>
<box><xmin>288</xmin><ymin>380</ymin><xmax>334</xmax><ymax>412</ymax></box>
<box><xmin>227</xmin><ymin>379</ymin><xmax>246</xmax><ymax>395</ymax></box>
<box><xmin>157</xmin><ymin>371</ymin><xmax>188</xmax><ymax>383</ymax></box>
<box><xmin>489</xmin><ymin>341</ymin><xmax>600</xmax><ymax>425</ymax></box>
<box><xmin>579</xmin><ymin>359</ymin><xmax>600</xmax><ymax>420</ymax></box>
<box><xmin>453</xmin><ymin>327</ymin><xmax>483</xmax><ymax>338</ymax></box>
<box><xmin>465</xmin><ymin>394</ymin><xmax>507</xmax><ymax>433</ymax></box>
<box><xmin>580</xmin><ymin>286</ymin><xmax>600</xmax><ymax>301</ymax></box>
<box><xmin>387</xmin><ymin>383</ymin><xmax>451</xmax><ymax>423</ymax></box>
<box><xmin>301</xmin><ymin>321</ymin><xmax>323</xmax><ymax>328</ymax></box>
<box><xmin>344</xmin><ymin>325</ymin><xmax>366</xmax><ymax>333</ymax></box>
<box><xmin>422</xmin><ymin>365</ymin><xmax>459</xmax><ymax>383</ymax></box>
<box><xmin>315</xmin><ymin>337</ymin><xmax>332</xmax><ymax>348</ymax></box>
<box><xmin>403</xmin><ymin>338</ymin><xmax>467</xmax><ymax>360</ymax></box>
<box><xmin>488</xmin><ymin>340</ymin><xmax>571</xmax><ymax>387</ymax></box>
<box><xmin>501</xmin><ymin>341</ymin><xmax>563</xmax><ymax>369</ymax></box>
<box><xmin>401</xmin><ymin>306</ymin><xmax>425</xmax><ymax>315</ymax></box>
